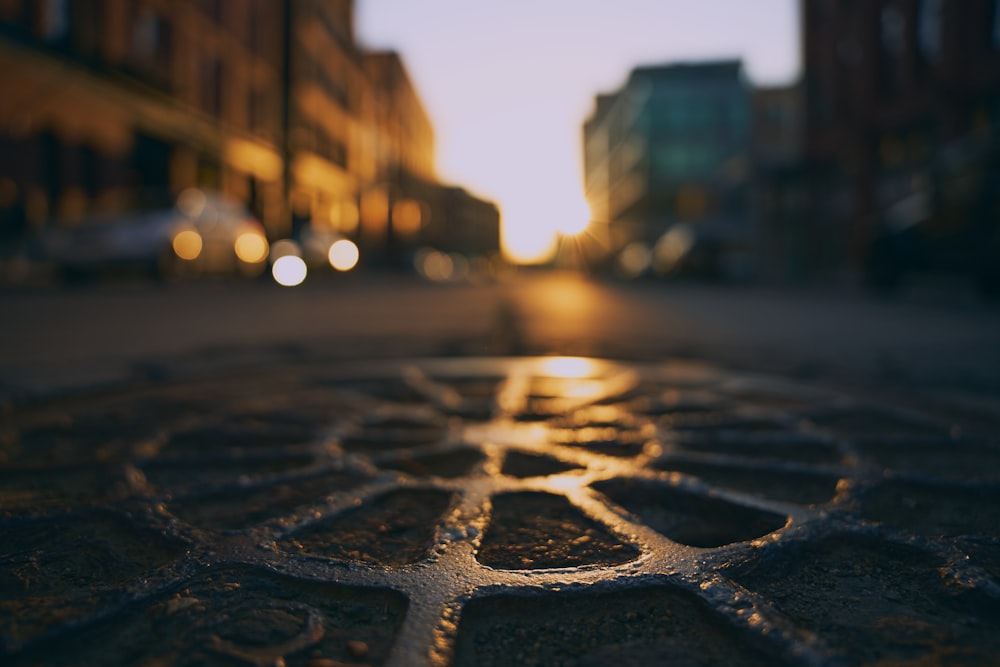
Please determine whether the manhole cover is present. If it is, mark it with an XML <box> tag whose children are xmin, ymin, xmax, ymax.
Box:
<box><xmin>1</xmin><ymin>357</ymin><xmax>998</xmax><ymax>666</ymax></box>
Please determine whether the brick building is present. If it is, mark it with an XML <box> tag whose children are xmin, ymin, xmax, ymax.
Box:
<box><xmin>802</xmin><ymin>0</ymin><xmax>1000</xmax><ymax>276</ymax></box>
<box><xmin>0</xmin><ymin>0</ymin><xmax>498</xmax><ymax>271</ymax></box>
<box><xmin>361</xmin><ymin>51</ymin><xmax>498</xmax><ymax>267</ymax></box>
<box><xmin>0</xmin><ymin>0</ymin><xmax>286</xmax><ymax>236</ymax></box>
<box><xmin>284</xmin><ymin>0</ymin><xmax>368</xmax><ymax>241</ymax></box>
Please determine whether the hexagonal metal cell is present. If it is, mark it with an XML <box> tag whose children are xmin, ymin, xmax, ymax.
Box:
<box><xmin>382</xmin><ymin>447</ymin><xmax>486</xmax><ymax>479</ymax></box>
<box><xmin>856</xmin><ymin>480</ymin><xmax>1000</xmax><ymax>538</ymax></box>
<box><xmin>7</xmin><ymin>569</ymin><xmax>409</xmax><ymax>667</ymax></box>
<box><xmin>453</xmin><ymin>585</ymin><xmax>775</xmax><ymax>666</ymax></box>
<box><xmin>593</xmin><ymin>478</ymin><xmax>789</xmax><ymax>547</ymax></box>
<box><xmin>0</xmin><ymin>511</ymin><xmax>184</xmax><ymax>649</ymax></box>
<box><xmin>723</xmin><ymin>535</ymin><xmax>1000</xmax><ymax>665</ymax></box>
<box><xmin>478</xmin><ymin>491</ymin><xmax>639</xmax><ymax>569</ymax></box>
<box><xmin>2</xmin><ymin>356</ymin><xmax>998</xmax><ymax>667</ymax></box>
<box><xmin>280</xmin><ymin>488</ymin><xmax>455</xmax><ymax>566</ymax></box>
<box><xmin>655</xmin><ymin>460</ymin><xmax>842</xmax><ymax>506</ymax></box>
<box><xmin>168</xmin><ymin>470</ymin><xmax>369</xmax><ymax>532</ymax></box>
<box><xmin>501</xmin><ymin>451</ymin><xmax>582</xmax><ymax>479</ymax></box>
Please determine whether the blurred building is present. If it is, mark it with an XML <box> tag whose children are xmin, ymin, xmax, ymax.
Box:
<box><xmin>359</xmin><ymin>50</ymin><xmax>435</xmax><ymax>264</ymax></box>
<box><xmin>361</xmin><ymin>50</ymin><xmax>498</xmax><ymax>267</ymax></box>
<box><xmin>583</xmin><ymin>60</ymin><xmax>752</xmax><ymax>277</ymax></box>
<box><xmin>424</xmin><ymin>186</ymin><xmax>500</xmax><ymax>257</ymax></box>
<box><xmin>802</xmin><ymin>0</ymin><xmax>1000</xmax><ymax>280</ymax></box>
<box><xmin>283</xmin><ymin>0</ymin><xmax>369</xmax><ymax>243</ymax></box>
<box><xmin>0</xmin><ymin>0</ymin><xmax>286</xmax><ymax>237</ymax></box>
<box><xmin>0</xmin><ymin>0</ymin><xmax>498</xmax><ymax>268</ymax></box>
<box><xmin>751</xmin><ymin>84</ymin><xmax>807</xmax><ymax>281</ymax></box>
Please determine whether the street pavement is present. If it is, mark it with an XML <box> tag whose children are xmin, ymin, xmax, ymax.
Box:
<box><xmin>1</xmin><ymin>270</ymin><xmax>999</xmax><ymax>397</ymax></box>
<box><xmin>1</xmin><ymin>271</ymin><xmax>999</xmax><ymax>666</ymax></box>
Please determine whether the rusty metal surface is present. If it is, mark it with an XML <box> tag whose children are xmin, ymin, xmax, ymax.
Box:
<box><xmin>1</xmin><ymin>357</ymin><xmax>999</xmax><ymax>666</ymax></box>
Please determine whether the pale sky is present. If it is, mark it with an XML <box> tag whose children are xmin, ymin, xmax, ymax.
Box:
<box><xmin>356</xmin><ymin>1</ymin><xmax>800</xmax><ymax>262</ymax></box>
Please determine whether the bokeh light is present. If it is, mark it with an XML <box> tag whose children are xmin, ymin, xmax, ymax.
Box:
<box><xmin>328</xmin><ymin>239</ymin><xmax>360</xmax><ymax>271</ymax></box>
<box><xmin>618</xmin><ymin>242</ymin><xmax>652</xmax><ymax>278</ymax></box>
<box><xmin>270</xmin><ymin>239</ymin><xmax>302</xmax><ymax>261</ymax></box>
<box><xmin>171</xmin><ymin>229</ymin><xmax>203</xmax><ymax>261</ymax></box>
<box><xmin>415</xmin><ymin>248</ymin><xmax>455</xmax><ymax>281</ymax></box>
<box><xmin>653</xmin><ymin>224</ymin><xmax>695</xmax><ymax>275</ymax></box>
<box><xmin>553</xmin><ymin>195</ymin><xmax>592</xmax><ymax>236</ymax></box>
<box><xmin>272</xmin><ymin>255</ymin><xmax>307</xmax><ymax>286</ymax></box>
<box><xmin>234</xmin><ymin>232</ymin><xmax>269</xmax><ymax>263</ymax></box>
<box><xmin>392</xmin><ymin>199</ymin><xmax>423</xmax><ymax>238</ymax></box>
<box><xmin>176</xmin><ymin>187</ymin><xmax>207</xmax><ymax>218</ymax></box>
<box><xmin>540</xmin><ymin>357</ymin><xmax>598</xmax><ymax>379</ymax></box>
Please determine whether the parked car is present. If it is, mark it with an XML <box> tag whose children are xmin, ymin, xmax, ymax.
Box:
<box><xmin>651</xmin><ymin>221</ymin><xmax>749</xmax><ymax>280</ymax></box>
<box><xmin>866</xmin><ymin>133</ymin><xmax>1000</xmax><ymax>296</ymax></box>
<box><xmin>34</xmin><ymin>188</ymin><xmax>269</xmax><ymax>282</ymax></box>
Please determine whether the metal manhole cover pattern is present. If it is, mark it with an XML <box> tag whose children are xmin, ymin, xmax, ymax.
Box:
<box><xmin>1</xmin><ymin>357</ymin><xmax>999</xmax><ymax>666</ymax></box>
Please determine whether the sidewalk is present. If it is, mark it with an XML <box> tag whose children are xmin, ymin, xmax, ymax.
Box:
<box><xmin>2</xmin><ymin>355</ymin><xmax>998</xmax><ymax>666</ymax></box>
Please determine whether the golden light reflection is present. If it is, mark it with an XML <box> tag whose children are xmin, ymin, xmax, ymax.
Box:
<box><xmin>539</xmin><ymin>357</ymin><xmax>598</xmax><ymax>379</ymax></box>
<box><xmin>335</xmin><ymin>200</ymin><xmax>360</xmax><ymax>233</ymax></box>
<box><xmin>328</xmin><ymin>239</ymin><xmax>360</xmax><ymax>271</ymax></box>
<box><xmin>272</xmin><ymin>255</ymin><xmax>307</xmax><ymax>286</ymax></box>
<box><xmin>234</xmin><ymin>232</ymin><xmax>269</xmax><ymax>263</ymax></box>
<box><xmin>392</xmin><ymin>199</ymin><xmax>423</xmax><ymax>237</ymax></box>
<box><xmin>172</xmin><ymin>229</ymin><xmax>203</xmax><ymax>260</ymax></box>
<box><xmin>547</xmin><ymin>474</ymin><xmax>585</xmax><ymax>493</ymax></box>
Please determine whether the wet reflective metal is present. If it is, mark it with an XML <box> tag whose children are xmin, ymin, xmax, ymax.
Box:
<box><xmin>1</xmin><ymin>357</ymin><xmax>999</xmax><ymax>666</ymax></box>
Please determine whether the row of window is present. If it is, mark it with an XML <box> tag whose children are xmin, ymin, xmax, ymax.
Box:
<box><xmin>878</xmin><ymin>0</ymin><xmax>1000</xmax><ymax>65</ymax></box>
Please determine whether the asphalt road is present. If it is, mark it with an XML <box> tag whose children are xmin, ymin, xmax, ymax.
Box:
<box><xmin>2</xmin><ymin>270</ymin><xmax>999</xmax><ymax>397</ymax></box>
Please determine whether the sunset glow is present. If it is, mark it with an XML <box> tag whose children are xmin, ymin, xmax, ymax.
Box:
<box><xmin>356</xmin><ymin>1</ymin><xmax>798</xmax><ymax>264</ymax></box>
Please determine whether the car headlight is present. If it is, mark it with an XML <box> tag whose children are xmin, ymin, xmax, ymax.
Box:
<box><xmin>234</xmin><ymin>231</ymin><xmax>269</xmax><ymax>263</ymax></box>
<box><xmin>172</xmin><ymin>229</ymin><xmax>203</xmax><ymax>260</ymax></box>
<box><xmin>328</xmin><ymin>239</ymin><xmax>360</xmax><ymax>271</ymax></box>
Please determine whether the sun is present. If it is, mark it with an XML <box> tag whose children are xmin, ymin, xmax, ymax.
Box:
<box><xmin>500</xmin><ymin>186</ymin><xmax>591</xmax><ymax>264</ymax></box>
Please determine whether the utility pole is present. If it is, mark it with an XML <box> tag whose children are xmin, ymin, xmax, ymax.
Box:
<box><xmin>279</xmin><ymin>0</ymin><xmax>293</xmax><ymax>242</ymax></box>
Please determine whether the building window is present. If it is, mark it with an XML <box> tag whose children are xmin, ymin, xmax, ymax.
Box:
<box><xmin>40</xmin><ymin>0</ymin><xmax>69</xmax><ymax>42</ymax></box>
<box><xmin>881</xmin><ymin>5</ymin><xmax>906</xmax><ymax>59</ymax></box>
<box><xmin>993</xmin><ymin>0</ymin><xmax>1000</xmax><ymax>50</ymax></box>
<box><xmin>249</xmin><ymin>86</ymin><xmax>275</xmax><ymax>139</ymax></box>
<box><xmin>201</xmin><ymin>57</ymin><xmax>223</xmax><ymax>117</ymax></box>
<box><xmin>132</xmin><ymin>9</ymin><xmax>172</xmax><ymax>71</ymax></box>
<box><xmin>918</xmin><ymin>0</ymin><xmax>942</xmax><ymax>63</ymax></box>
<box><xmin>199</xmin><ymin>0</ymin><xmax>222</xmax><ymax>22</ymax></box>
<box><xmin>880</xmin><ymin>4</ymin><xmax>905</xmax><ymax>96</ymax></box>
<box><xmin>70</xmin><ymin>0</ymin><xmax>104</xmax><ymax>57</ymax></box>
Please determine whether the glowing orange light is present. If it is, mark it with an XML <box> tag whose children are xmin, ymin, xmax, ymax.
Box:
<box><xmin>334</xmin><ymin>200</ymin><xmax>360</xmax><ymax>233</ymax></box>
<box><xmin>539</xmin><ymin>357</ymin><xmax>597</xmax><ymax>379</ymax></box>
<box><xmin>553</xmin><ymin>195</ymin><xmax>592</xmax><ymax>236</ymax></box>
<box><xmin>392</xmin><ymin>199</ymin><xmax>423</xmax><ymax>237</ymax></box>
<box><xmin>234</xmin><ymin>232</ymin><xmax>268</xmax><ymax>263</ymax></box>
<box><xmin>547</xmin><ymin>474</ymin><xmax>584</xmax><ymax>492</ymax></box>
<box><xmin>504</xmin><ymin>232</ymin><xmax>557</xmax><ymax>265</ymax></box>
<box><xmin>172</xmin><ymin>229</ymin><xmax>203</xmax><ymax>260</ymax></box>
<box><xmin>328</xmin><ymin>239</ymin><xmax>360</xmax><ymax>271</ymax></box>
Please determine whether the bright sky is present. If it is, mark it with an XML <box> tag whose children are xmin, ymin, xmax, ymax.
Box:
<box><xmin>356</xmin><ymin>1</ymin><xmax>800</xmax><ymax>263</ymax></box>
